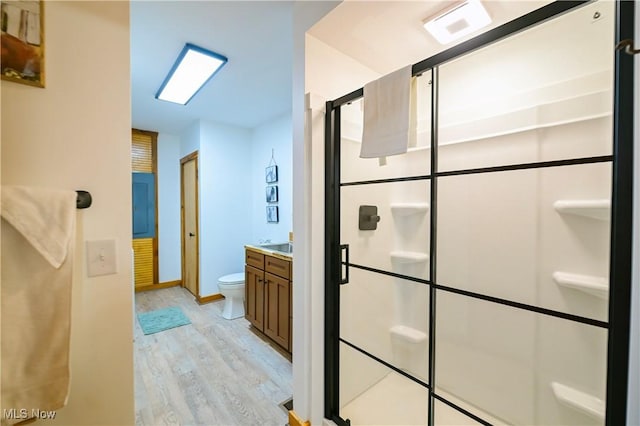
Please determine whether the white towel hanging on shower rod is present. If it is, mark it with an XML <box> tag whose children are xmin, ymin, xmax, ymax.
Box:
<box><xmin>360</xmin><ymin>65</ymin><xmax>417</xmax><ymax>159</ymax></box>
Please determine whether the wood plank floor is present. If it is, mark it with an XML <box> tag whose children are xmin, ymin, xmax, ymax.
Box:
<box><xmin>134</xmin><ymin>287</ymin><xmax>292</xmax><ymax>426</ymax></box>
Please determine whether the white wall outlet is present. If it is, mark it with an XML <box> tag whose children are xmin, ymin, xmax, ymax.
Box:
<box><xmin>86</xmin><ymin>239</ymin><xmax>118</xmax><ymax>277</ymax></box>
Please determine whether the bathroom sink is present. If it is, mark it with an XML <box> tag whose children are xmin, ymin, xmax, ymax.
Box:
<box><xmin>260</xmin><ymin>242</ymin><xmax>293</xmax><ymax>254</ymax></box>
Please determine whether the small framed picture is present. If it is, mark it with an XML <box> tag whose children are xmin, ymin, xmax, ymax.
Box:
<box><xmin>266</xmin><ymin>206</ymin><xmax>279</xmax><ymax>223</ymax></box>
<box><xmin>266</xmin><ymin>185</ymin><xmax>278</xmax><ymax>203</ymax></box>
<box><xmin>1</xmin><ymin>0</ymin><xmax>45</xmax><ymax>88</ymax></box>
<box><xmin>265</xmin><ymin>165</ymin><xmax>278</xmax><ymax>183</ymax></box>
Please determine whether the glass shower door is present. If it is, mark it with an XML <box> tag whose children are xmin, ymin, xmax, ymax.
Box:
<box><xmin>325</xmin><ymin>1</ymin><xmax>635</xmax><ymax>425</ymax></box>
<box><xmin>337</xmin><ymin>73</ymin><xmax>433</xmax><ymax>426</ymax></box>
<box><xmin>435</xmin><ymin>2</ymin><xmax>613</xmax><ymax>424</ymax></box>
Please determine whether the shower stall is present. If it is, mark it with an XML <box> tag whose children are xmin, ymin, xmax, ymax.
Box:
<box><xmin>324</xmin><ymin>1</ymin><xmax>635</xmax><ymax>425</ymax></box>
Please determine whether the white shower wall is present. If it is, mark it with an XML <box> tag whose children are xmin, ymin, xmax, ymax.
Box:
<box><xmin>339</xmin><ymin>108</ymin><xmax>433</xmax><ymax>412</ymax></box>
<box><xmin>338</xmin><ymin>2</ymin><xmax>614</xmax><ymax>424</ymax></box>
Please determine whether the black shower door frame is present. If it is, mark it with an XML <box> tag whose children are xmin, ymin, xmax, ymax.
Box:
<box><xmin>324</xmin><ymin>1</ymin><xmax>635</xmax><ymax>425</ymax></box>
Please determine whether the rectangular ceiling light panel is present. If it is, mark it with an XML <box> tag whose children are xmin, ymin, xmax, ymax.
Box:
<box><xmin>424</xmin><ymin>0</ymin><xmax>492</xmax><ymax>45</ymax></box>
<box><xmin>156</xmin><ymin>43</ymin><xmax>228</xmax><ymax>105</ymax></box>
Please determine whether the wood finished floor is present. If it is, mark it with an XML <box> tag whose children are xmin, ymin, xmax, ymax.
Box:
<box><xmin>134</xmin><ymin>287</ymin><xmax>292</xmax><ymax>426</ymax></box>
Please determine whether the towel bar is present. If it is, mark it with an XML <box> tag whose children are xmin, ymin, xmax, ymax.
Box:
<box><xmin>76</xmin><ymin>190</ymin><xmax>92</xmax><ymax>209</ymax></box>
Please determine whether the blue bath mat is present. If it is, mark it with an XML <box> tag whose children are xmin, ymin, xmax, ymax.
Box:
<box><xmin>137</xmin><ymin>306</ymin><xmax>191</xmax><ymax>335</ymax></box>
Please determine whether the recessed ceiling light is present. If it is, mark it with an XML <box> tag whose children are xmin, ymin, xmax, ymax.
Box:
<box><xmin>156</xmin><ymin>43</ymin><xmax>227</xmax><ymax>105</ymax></box>
<box><xmin>423</xmin><ymin>0</ymin><xmax>492</xmax><ymax>45</ymax></box>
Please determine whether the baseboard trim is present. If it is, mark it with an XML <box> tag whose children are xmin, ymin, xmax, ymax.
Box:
<box><xmin>288</xmin><ymin>410</ymin><xmax>310</xmax><ymax>426</ymax></box>
<box><xmin>135</xmin><ymin>280</ymin><xmax>182</xmax><ymax>293</ymax></box>
<box><xmin>197</xmin><ymin>293</ymin><xmax>224</xmax><ymax>305</ymax></box>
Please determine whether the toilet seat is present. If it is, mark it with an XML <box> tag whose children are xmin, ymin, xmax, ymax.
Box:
<box><xmin>219</xmin><ymin>282</ymin><xmax>244</xmax><ymax>290</ymax></box>
<box><xmin>219</xmin><ymin>273</ymin><xmax>244</xmax><ymax>285</ymax></box>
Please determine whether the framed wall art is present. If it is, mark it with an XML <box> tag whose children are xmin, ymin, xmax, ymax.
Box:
<box><xmin>1</xmin><ymin>0</ymin><xmax>45</xmax><ymax>87</ymax></box>
<box><xmin>266</xmin><ymin>185</ymin><xmax>278</xmax><ymax>203</ymax></box>
<box><xmin>265</xmin><ymin>165</ymin><xmax>278</xmax><ymax>184</ymax></box>
<box><xmin>266</xmin><ymin>206</ymin><xmax>278</xmax><ymax>223</ymax></box>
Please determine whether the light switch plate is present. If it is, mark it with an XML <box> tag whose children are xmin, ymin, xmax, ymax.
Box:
<box><xmin>86</xmin><ymin>239</ymin><xmax>118</xmax><ymax>277</ymax></box>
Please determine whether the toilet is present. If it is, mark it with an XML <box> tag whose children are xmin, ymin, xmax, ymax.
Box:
<box><xmin>218</xmin><ymin>272</ymin><xmax>245</xmax><ymax>320</ymax></box>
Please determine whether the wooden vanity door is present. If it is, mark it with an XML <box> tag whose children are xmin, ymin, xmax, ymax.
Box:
<box><xmin>245</xmin><ymin>266</ymin><xmax>265</xmax><ymax>331</ymax></box>
<box><xmin>264</xmin><ymin>272</ymin><xmax>290</xmax><ymax>350</ymax></box>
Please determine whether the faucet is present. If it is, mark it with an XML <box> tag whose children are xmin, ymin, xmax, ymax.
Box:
<box><xmin>258</xmin><ymin>239</ymin><xmax>272</xmax><ymax>245</ymax></box>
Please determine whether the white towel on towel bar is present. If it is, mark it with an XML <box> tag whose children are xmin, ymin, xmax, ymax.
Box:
<box><xmin>1</xmin><ymin>186</ymin><xmax>77</xmax><ymax>424</ymax></box>
<box><xmin>360</xmin><ymin>65</ymin><xmax>417</xmax><ymax>158</ymax></box>
<box><xmin>1</xmin><ymin>186</ymin><xmax>76</xmax><ymax>268</ymax></box>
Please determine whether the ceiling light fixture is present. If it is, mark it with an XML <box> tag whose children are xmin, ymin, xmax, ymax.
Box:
<box><xmin>423</xmin><ymin>0</ymin><xmax>492</xmax><ymax>45</ymax></box>
<box><xmin>155</xmin><ymin>43</ymin><xmax>227</xmax><ymax>105</ymax></box>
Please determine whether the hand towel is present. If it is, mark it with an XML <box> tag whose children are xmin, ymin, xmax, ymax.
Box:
<box><xmin>360</xmin><ymin>65</ymin><xmax>417</xmax><ymax>158</ymax></box>
<box><xmin>1</xmin><ymin>186</ymin><xmax>76</xmax><ymax>268</ymax></box>
<box><xmin>1</xmin><ymin>186</ymin><xmax>77</xmax><ymax>424</ymax></box>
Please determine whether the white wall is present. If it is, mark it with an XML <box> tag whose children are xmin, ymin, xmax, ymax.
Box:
<box><xmin>198</xmin><ymin>120</ymin><xmax>252</xmax><ymax>297</ymax></box>
<box><xmin>297</xmin><ymin>32</ymin><xmax>378</xmax><ymax>425</ymax></box>
<box><xmin>1</xmin><ymin>2</ymin><xmax>133</xmax><ymax>425</ymax></box>
<box><xmin>157</xmin><ymin>133</ymin><xmax>181</xmax><ymax>283</ymax></box>
<box><xmin>628</xmin><ymin>2</ymin><xmax>640</xmax><ymax>424</ymax></box>
<box><xmin>179</xmin><ymin>120</ymin><xmax>254</xmax><ymax>297</ymax></box>
<box><xmin>251</xmin><ymin>113</ymin><xmax>293</xmax><ymax>243</ymax></box>
<box><xmin>292</xmin><ymin>5</ymin><xmax>341</xmax><ymax>424</ymax></box>
<box><xmin>305</xmin><ymin>35</ymin><xmax>379</xmax><ymax>102</ymax></box>
<box><xmin>180</xmin><ymin>120</ymin><xmax>201</xmax><ymax>158</ymax></box>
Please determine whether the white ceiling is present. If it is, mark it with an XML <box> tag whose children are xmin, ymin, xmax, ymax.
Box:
<box><xmin>131</xmin><ymin>1</ymin><xmax>296</xmax><ymax>134</ymax></box>
<box><xmin>309</xmin><ymin>0</ymin><xmax>551</xmax><ymax>75</ymax></box>
<box><xmin>131</xmin><ymin>1</ymin><xmax>552</xmax><ymax>135</ymax></box>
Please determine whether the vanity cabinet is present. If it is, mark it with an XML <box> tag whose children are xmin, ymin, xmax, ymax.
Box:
<box><xmin>264</xmin><ymin>272</ymin><xmax>290</xmax><ymax>350</ymax></box>
<box><xmin>245</xmin><ymin>248</ymin><xmax>292</xmax><ymax>353</ymax></box>
<box><xmin>245</xmin><ymin>265</ymin><xmax>265</xmax><ymax>331</ymax></box>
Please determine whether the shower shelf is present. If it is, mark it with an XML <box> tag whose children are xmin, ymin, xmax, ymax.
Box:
<box><xmin>390</xmin><ymin>251</ymin><xmax>429</xmax><ymax>264</ymax></box>
<box><xmin>553</xmin><ymin>199</ymin><xmax>611</xmax><ymax>221</ymax></box>
<box><xmin>439</xmin><ymin>90</ymin><xmax>612</xmax><ymax>146</ymax></box>
<box><xmin>390</xmin><ymin>325</ymin><xmax>427</xmax><ymax>343</ymax></box>
<box><xmin>342</xmin><ymin>134</ymin><xmax>432</xmax><ymax>153</ymax></box>
<box><xmin>390</xmin><ymin>203</ymin><xmax>430</xmax><ymax>216</ymax></box>
<box><xmin>552</xmin><ymin>272</ymin><xmax>608</xmax><ymax>299</ymax></box>
<box><xmin>551</xmin><ymin>382</ymin><xmax>605</xmax><ymax>420</ymax></box>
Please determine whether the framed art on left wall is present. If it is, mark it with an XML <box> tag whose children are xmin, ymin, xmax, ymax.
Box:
<box><xmin>1</xmin><ymin>0</ymin><xmax>44</xmax><ymax>87</ymax></box>
<box><xmin>266</xmin><ymin>206</ymin><xmax>279</xmax><ymax>223</ymax></box>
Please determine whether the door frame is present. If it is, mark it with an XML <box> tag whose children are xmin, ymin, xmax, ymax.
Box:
<box><xmin>180</xmin><ymin>151</ymin><xmax>200</xmax><ymax>297</ymax></box>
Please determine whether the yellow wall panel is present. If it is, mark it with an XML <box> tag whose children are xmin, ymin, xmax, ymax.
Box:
<box><xmin>133</xmin><ymin>238</ymin><xmax>154</xmax><ymax>287</ymax></box>
<box><xmin>132</xmin><ymin>129</ymin><xmax>157</xmax><ymax>288</ymax></box>
<box><xmin>132</xmin><ymin>132</ymin><xmax>153</xmax><ymax>173</ymax></box>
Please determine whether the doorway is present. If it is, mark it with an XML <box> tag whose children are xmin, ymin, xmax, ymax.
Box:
<box><xmin>181</xmin><ymin>151</ymin><xmax>199</xmax><ymax>297</ymax></box>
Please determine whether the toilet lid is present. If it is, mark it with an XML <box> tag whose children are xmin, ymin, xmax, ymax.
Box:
<box><xmin>219</xmin><ymin>272</ymin><xmax>245</xmax><ymax>284</ymax></box>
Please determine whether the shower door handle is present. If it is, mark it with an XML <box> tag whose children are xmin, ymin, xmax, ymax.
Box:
<box><xmin>340</xmin><ymin>244</ymin><xmax>349</xmax><ymax>285</ymax></box>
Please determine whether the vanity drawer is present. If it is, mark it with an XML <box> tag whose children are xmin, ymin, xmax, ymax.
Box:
<box><xmin>265</xmin><ymin>255</ymin><xmax>290</xmax><ymax>280</ymax></box>
<box><xmin>246</xmin><ymin>249</ymin><xmax>265</xmax><ymax>269</ymax></box>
